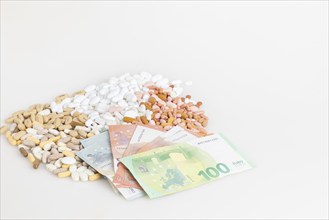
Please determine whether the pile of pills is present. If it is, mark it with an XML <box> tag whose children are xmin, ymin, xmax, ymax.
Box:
<box><xmin>1</xmin><ymin>72</ymin><xmax>208</xmax><ymax>182</ymax></box>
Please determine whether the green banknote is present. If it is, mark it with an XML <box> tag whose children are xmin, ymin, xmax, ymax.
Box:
<box><xmin>120</xmin><ymin>133</ymin><xmax>252</xmax><ymax>199</ymax></box>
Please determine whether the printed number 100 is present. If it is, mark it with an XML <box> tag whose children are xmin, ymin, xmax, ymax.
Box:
<box><xmin>198</xmin><ymin>163</ymin><xmax>230</xmax><ymax>180</ymax></box>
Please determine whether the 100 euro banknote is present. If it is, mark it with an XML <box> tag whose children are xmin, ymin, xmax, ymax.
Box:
<box><xmin>120</xmin><ymin>133</ymin><xmax>252</xmax><ymax>199</ymax></box>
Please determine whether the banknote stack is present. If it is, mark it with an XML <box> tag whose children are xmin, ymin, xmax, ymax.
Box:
<box><xmin>76</xmin><ymin>125</ymin><xmax>252</xmax><ymax>199</ymax></box>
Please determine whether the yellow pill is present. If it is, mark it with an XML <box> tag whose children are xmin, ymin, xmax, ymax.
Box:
<box><xmin>63</xmin><ymin>150</ymin><xmax>75</xmax><ymax>158</ymax></box>
<box><xmin>89</xmin><ymin>173</ymin><xmax>101</xmax><ymax>181</ymax></box>
<box><xmin>0</xmin><ymin>126</ymin><xmax>8</xmax><ymax>134</ymax></box>
<box><xmin>7</xmin><ymin>136</ymin><xmax>17</xmax><ymax>146</ymax></box>
<box><xmin>49</xmin><ymin>135</ymin><xmax>61</xmax><ymax>143</ymax></box>
<box><xmin>27</xmin><ymin>153</ymin><xmax>35</xmax><ymax>163</ymax></box>
<box><xmin>57</xmin><ymin>171</ymin><xmax>71</xmax><ymax>178</ymax></box>
<box><xmin>61</xmin><ymin>164</ymin><xmax>70</xmax><ymax>169</ymax></box>
<box><xmin>27</xmin><ymin>136</ymin><xmax>40</xmax><ymax>145</ymax></box>
<box><xmin>5</xmin><ymin>131</ymin><xmax>11</xmax><ymax>138</ymax></box>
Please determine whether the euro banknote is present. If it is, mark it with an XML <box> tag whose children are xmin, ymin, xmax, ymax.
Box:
<box><xmin>120</xmin><ymin>133</ymin><xmax>252</xmax><ymax>199</ymax></box>
<box><xmin>112</xmin><ymin>125</ymin><xmax>165</xmax><ymax>190</ymax></box>
<box><xmin>77</xmin><ymin>131</ymin><xmax>144</xmax><ymax>200</ymax></box>
<box><xmin>108</xmin><ymin>125</ymin><xmax>136</xmax><ymax>172</ymax></box>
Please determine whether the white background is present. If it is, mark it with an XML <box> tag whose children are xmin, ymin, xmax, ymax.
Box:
<box><xmin>1</xmin><ymin>1</ymin><xmax>328</xmax><ymax>219</ymax></box>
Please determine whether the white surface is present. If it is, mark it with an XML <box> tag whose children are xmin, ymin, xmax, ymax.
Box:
<box><xmin>1</xmin><ymin>1</ymin><xmax>328</xmax><ymax>219</ymax></box>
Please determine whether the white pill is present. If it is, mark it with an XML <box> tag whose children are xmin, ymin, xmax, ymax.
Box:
<box><xmin>85</xmin><ymin>84</ymin><xmax>96</xmax><ymax>92</ymax></box>
<box><xmin>85</xmin><ymin>119</ymin><xmax>93</xmax><ymax>127</ymax></box>
<box><xmin>54</xmin><ymin>159</ymin><xmax>62</xmax><ymax>168</ymax></box>
<box><xmin>26</xmin><ymin>128</ymin><xmax>38</xmax><ymax>135</ymax></box>
<box><xmin>99</xmin><ymin>88</ymin><xmax>109</xmax><ymax>95</ymax></box>
<box><xmin>113</xmin><ymin>111</ymin><xmax>123</xmax><ymax>120</ymax></box>
<box><xmin>74</xmin><ymin>95</ymin><xmax>85</xmax><ymax>103</ymax></box>
<box><xmin>81</xmin><ymin>98</ymin><xmax>90</xmax><ymax>106</ymax></box>
<box><xmin>89</xmin><ymin>96</ymin><xmax>100</xmax><ymax>106</ymax></box>
<box><xmin>42</xmin><ymin>151</ymin><xmax>50</xmax><ymax>163</ymax></box>
<box><xmin>125</xmin><ymin>93</ymin><xmax>137</xmax><ymax>102</ymax></box>
<box><xmin>61</xmin><ymin>157</ymin><xmax>76</xmax><ymax>165</ymax></box>
<box><xmin>58</xmin><ymin>146</ymin><xmax>71</xmax><ymax>152</ymax></box>
<box><xmin>46</xmin><ymin>164</ymin><xmax>57</xmax><ymax>172</ymax></box>
<box><xmin>102</xmin><ymin>113</ymin><xmax>115</xmax><ymax>121</ymax></box>
<box><xmin>77</xmin><ymin>166</ymin><xmax>87</xmax><ymax>173</ymax></box>
<box><xmin>185</xmin><ymin>81</ymin><xmax>193</xmax><ymax>86</ymax></box>
<box><xmin>124</xmin><ymin>110</ymin><xmax>139</xmax><ymax>118</ymax></box>
<box><xmin>96</xmin><ymin>103</ymin><xmax>109</xmax><ymax>113</ymax></box>
<box><xmin>118</xmin><ymin>100</ymin><xmax>128</xmax><ymax>107</ymax></box>
<box><xmin>34</xmin><ymin>151</ymin><xmax>43</xmax><ymax>160</ymax></box>
<box><xmin>38</xmin><ymin>109</ymin><xmax>51</xmax><ymax>116</ymax></box>
<box><xmin>95</xmin><ymin>117</ymin><xmax>105</xmax><ymax>125</ymax></box>
<box><xmin>43</xmin><ymin>142</ymin><xmax>54</xmax><ymax>151</ymax></box>
<box><xmin>48</xmin><ymin>129</ymin><xmax>59</xmax><ymax>136</ymax></box>
<box><xmin>61</xmin><ymin>97</ymin><xmax>72</xmax><ymax>105</ymax></box>
<box><xmin>111</xmin><ymin>95</ymin><xmax>123</xmax><ymax>103</ymax></box>
<box><xmin>71</xmin><ymin>171</ymin><xmax>80</xmax><ymax>181</ymax></box>
<box><xmin>142</xmin><ymin>87</ymin><xmax>149</xmax><ymax>92</ymax></box>
<box><xmin>84</xmin><ymin>169</ymin><xmax>95</xmax><ymax>176</ymax></box>
<box><xmin>32</xmin><ymin>146</ymin><xmax>42</xmax><ymax>154</ymax></box>
<box><xmin>79</xmin><ymin>172</ymin><xmax>88</xmax><ymax>182</ymax></box>
<box><xmin>69</xmin><ymin>164</ymin><xmax>77</xmax><ymax>172</ymax></box>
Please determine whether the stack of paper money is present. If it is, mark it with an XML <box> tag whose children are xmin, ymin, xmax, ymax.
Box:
<box><xmin>76</xmin><ymin>125</ymin><xmax>252</xmax><ymax>200</ymax></box>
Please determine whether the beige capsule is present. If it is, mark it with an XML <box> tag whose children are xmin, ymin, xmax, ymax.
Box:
<box><xmin>30</xmin><ymin>113</ymin><xmax>36</xmax><ymax>122</ymax></box>
<box><xmin>12</xmin><ymin>110</ymin><xmax>25</xmax><ymax>117</ymax></box>
<box><xmin>12</xmin><ymin>131</ymin><xmax>26</xmax><ymax>140</ymax></box>
<box><xmin>35</xmin><ymin>104</ymin><xmax>44</xmax><ymax>112</ymax></box>
<box><xmin>0</xmin><ymin>126</ymin><xmax>8</xmax><ymax>134</ymax></box>
<box><xmin>43</xmin><ymin>115</ymin><xmax>50</xmax><ymax>123</ymax></box>
<box><xmin>5</xmin><ymin>116</ymin><xmax>16</xmax><ymax>123</ymax></box>
<box><xmin>24</xmin><ymin>118</ymin><xmax>32</xmax><ymax>128</ymax></box>
<box><xmin>78</xmin><ymin>114</ymin><xmax>88</xmax><ymax>123</ymax></box>
<box><xmin>64</xmin><ymin>107</ymin><xmax>74</xmax><ymax>113</ymax></box>
<box><xmin>72</xmin><ymin>90</ymin><xmax>86</xmax><ymax>96</ymax></box>
<box><xmin>87</xmin><ymin>133</ymin><xmax>94</xmax><ymax>138</ymax></box>
<box><xmin>35</xmin><ymin>114</ymin><xmax>44</xmax><ymax>124</ymax></box>
<box><xmin>13</xmin><ymin>118</ymin><xmax>22</xmax><ymax>124</ymax></box>
<box><xmin>63</xmin><ymin>116</ymin><xmax>73</xmax><ymax>125</ymax></box>
<box><xmin>70</xmin><ymin>138</ymin><xmax>80</xmax><ymax>145</ymax></box>
<box><xmin>55</xmin><ymin>94</ymin><xmax>69</xmax><ymax>104</ymax></box>
<box><xmin>18</xmin><ymin>114</ymin><xmax>24</xmax><ymax>122</ymax></box>
<box><xmin>32</xmin><ymin>121</ymin><xmax>44</xmax><ymax>129</ymax></box>
<box><xmin>22</xmin><ymin>139</ymin><xmax>36</xmax><ymax>147</ymax></box>
<box><xmin>54</xmin><ymin>118</ymin><xmax>61</xmax><ymax>128</ymax></box>
<box><xmin>70</xmin><ymin>118</ymin><xmax>84</xmax><ymax>127</ymax></box>
<box><xmin>78</xmin><ymin>130</ymin><xmax>87</xmax><ymax>138</ymax></box>
<box><xmin>23</xmin><ymin>111</ymin><xmax>32</xmax><ymax>117</ymax></box>
<box><xmin>58</xmin><ymin>125</ymin><xmax>72</xmax><ymax>131</ymax></box>
<box><xmin>17</xmin><ymin>123</ymin><xmax>26</xmax><ymax>131</ymax></box>
<box><xmin>69</xmin><ymin>130</ymin><xmax>78</xmax><ymax>137</ymax></box>
<box><xmin>48</xmin><ymin>153</ymin><xmax>63</xmax><ymax>161</ymax></box>
<box><xmin>44</xmin><ymin>124</ymin><xmax>55</xmax><ymax>129</ymax></box>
